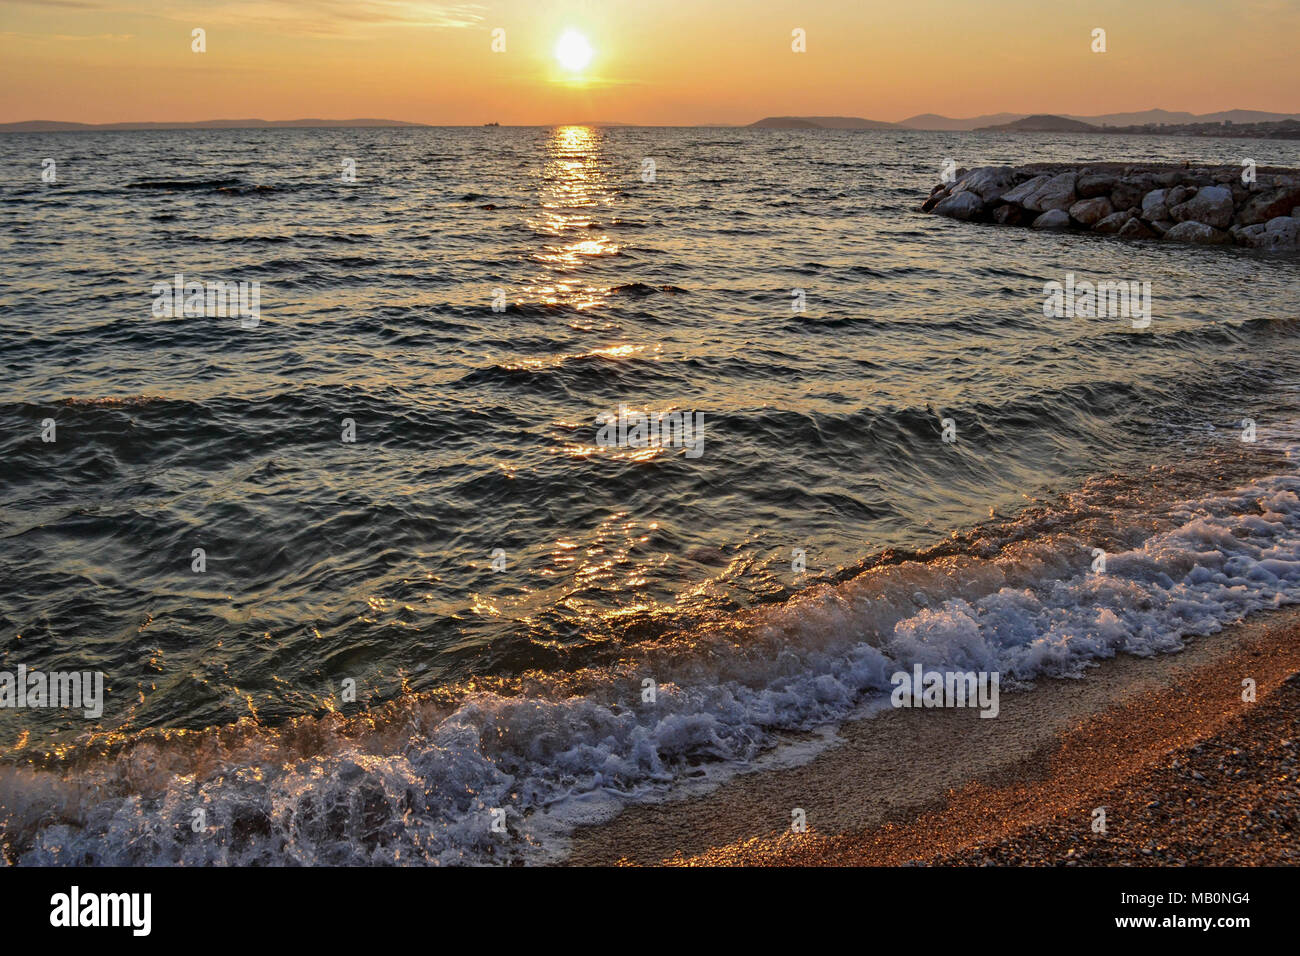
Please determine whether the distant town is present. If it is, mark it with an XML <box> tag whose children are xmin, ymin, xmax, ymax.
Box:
<box><xmin>977</xmin><ymin>115</ymin><xmax>1300</xmax><ymax>139</ymax></box>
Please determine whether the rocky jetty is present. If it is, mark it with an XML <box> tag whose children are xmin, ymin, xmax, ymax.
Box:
<box><xmin>922</xmin><ymin>162</ymin><xmax>1300</xmax><ymax>250</ymax></box>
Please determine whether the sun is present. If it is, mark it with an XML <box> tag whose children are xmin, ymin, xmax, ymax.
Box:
<box><xmin>554</xmin><ymin>29</ymin><xmax>593</xmax><ymax>71</ymax></box>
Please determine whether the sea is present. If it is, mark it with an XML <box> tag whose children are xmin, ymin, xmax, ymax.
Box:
<box><xmin>1</xmin><ymin>126</ymin><xmax>1299</xmax><ymax>864</ymax></box>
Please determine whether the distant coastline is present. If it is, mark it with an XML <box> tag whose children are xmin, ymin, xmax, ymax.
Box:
<box><xmin>0</xmin><ymin>118</ymin><xmax>429</xmax><ymax>133</ymax></box>
<box><xmin>976</xmin><ymin>114</ymin><xmax>1300</xmax><ymax>139</ymax></box>
<box><xmin>747</xmin><ymin>108</ymin><xmax>1300</xmax><ymax>132</ymax></box>
<box><xmin>6</xmin><ymin>107</ymin><xmax>1300</xmax><ymax>134</ymax></box>
<box><xmin>749</xmin><ymin>111</ymin><xmax>1300</xmax><ymax>139</ymax></box>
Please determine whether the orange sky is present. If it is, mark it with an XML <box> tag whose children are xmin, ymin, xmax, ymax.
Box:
<box><xmin>1</xmin><ymin>0</ymin><xmax>1297</xmax><ymax>125</ymax></box>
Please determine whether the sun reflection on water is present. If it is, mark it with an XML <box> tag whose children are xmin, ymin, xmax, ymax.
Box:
<box><xmin>524</xmin><ymin>126</ymin><xmax>622</xmax><ymax>308</ymax></box>
<box><xmin>483</xmin><ymin>127</ymin><xmax>686</xmax><ymax>645</ymax></box>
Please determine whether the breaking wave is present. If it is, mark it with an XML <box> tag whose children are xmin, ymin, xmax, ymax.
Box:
<box><xmin>5</xmin><ymin>433</ymin><xmax>1300</xmax><ymax>865</ymax></box>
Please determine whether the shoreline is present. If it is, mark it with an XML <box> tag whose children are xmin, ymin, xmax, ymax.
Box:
<box><xmin>563</xmin><ymin>605</ymin><xmax>1300</xmax><ymax>866</ymax></box>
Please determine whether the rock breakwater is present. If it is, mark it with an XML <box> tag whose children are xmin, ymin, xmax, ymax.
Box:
<box><xmin>923</xmin><ymin>162</ymin><xmax>1300</xmax><ymax>250</ymax></box>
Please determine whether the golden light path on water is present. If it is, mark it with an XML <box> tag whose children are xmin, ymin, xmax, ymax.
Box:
<box><xmin>526</xmin><ymin>126</ymin><xmax>621</xmax><ymax>308</ymax></box>
<box><xmin>466</xmin><ymin>126</ymin><xmax>695</xmax><ymax>650</ymax></box>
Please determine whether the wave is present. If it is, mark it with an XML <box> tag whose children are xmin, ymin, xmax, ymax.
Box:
<box><xmin>126</xmin><ymin>179</ymin><xmax>242</xmax><ymax>191</ymax></box>
<box><xmin>4</xmin><ymin>432</ymin><xmax>1300</xmax><ymax>865</ymax></box>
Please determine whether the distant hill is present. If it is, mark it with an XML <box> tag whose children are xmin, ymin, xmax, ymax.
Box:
<box><xmin>897</xmin><ymin>112</ymin><xmax>1023</xmax><ymax>130</ymax></box>
<box><xmin>897</xmin><ymin>108</ymin><xmax>1300</xmax><ymax>130</ymax></box>
<box><xmin>978</xmin><ymin>114</ymin><xmax>1100</xmax><ymax>132</ymax></box>
<box><xmin>747</xmin><ymin>116</ymin><xmax>898</xmax><ymax>129</ymax></box>
<box><xmin>0</xmin><ymin>118</ymin><xmax>428</xmax><ymax>132</ymax></box>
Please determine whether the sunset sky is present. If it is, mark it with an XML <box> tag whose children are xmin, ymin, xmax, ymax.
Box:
<box><xmin>1</xmin><ymin>0</ymin><xmax>1297</xmax><ymax>125</ymax></box>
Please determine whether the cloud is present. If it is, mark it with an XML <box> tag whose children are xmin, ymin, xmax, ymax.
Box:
<box><xmin>200</xmin><ymin>1</ymin><xmax>488</xmax><ymax>31</ymax></box>
<box><xmin>1</xmin><ymin>0</ymin><xmax>488</xmax><ymax>32</ymax></box>
<box><xmin>0</xmin><ymin>29</ymin><xmax>133</xmax><ymax>40</ymax></box>
<box><xmin>0</xmin><ymin>1</ymin><xmax>108</xmax><ymax>8</ymax></box>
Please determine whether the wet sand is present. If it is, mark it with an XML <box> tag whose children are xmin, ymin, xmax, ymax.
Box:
<box><xmin>564</xmin><ymin>606</ymin><xmax>1300</xmax><ymax>865</ymax></box>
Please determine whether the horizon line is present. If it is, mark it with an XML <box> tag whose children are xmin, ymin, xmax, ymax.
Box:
<box><xmin>5</xmin><ymin>107</ymin><xmax>1300</xmax><ymax>133</ymax></box>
